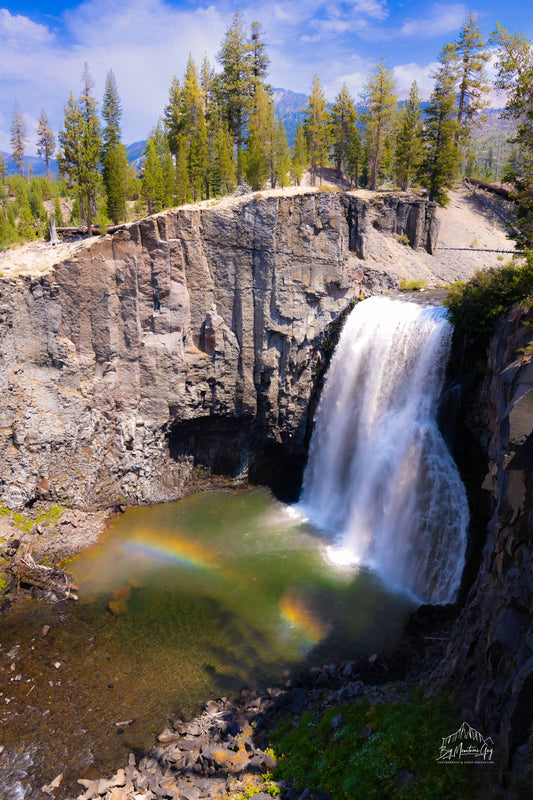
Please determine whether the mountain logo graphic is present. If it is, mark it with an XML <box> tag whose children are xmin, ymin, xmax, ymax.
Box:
<box><xmin>437</xmin><ymin>721</ymin><xmax>495</xmax><ymax>764</ymax></box>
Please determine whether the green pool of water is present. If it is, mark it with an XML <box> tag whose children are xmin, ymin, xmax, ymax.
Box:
<box><xmin>0</xmin><ymin>488</ymin><xmax>416</xmax><ymax>798</ymax></box>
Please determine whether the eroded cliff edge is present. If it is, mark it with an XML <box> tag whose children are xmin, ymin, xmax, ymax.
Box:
<box><xmin>0</xmin><ymin>189</ymin><xmax>438</xmax><ymax>510</ymax></box>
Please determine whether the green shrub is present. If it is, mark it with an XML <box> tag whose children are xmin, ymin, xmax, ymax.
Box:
<box><xmin>398</xmin><ymin>233</ymin><xmax>410</xmax><ymax>246</ymax></box>
<box><xmin>443</xmin><ymin>255</ymin><xmax>533</xmax><ymax>353</ymax></box>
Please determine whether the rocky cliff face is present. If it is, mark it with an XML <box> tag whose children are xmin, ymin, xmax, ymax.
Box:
<box><xmin>0</xmin><ymin>189</ymin><xmax>437</xmax><ymax>510</ymax></box>
<box><xmin>437</xmin><ymin>306</ymin><xmax>533</xmax><ymax>778</ymax></box>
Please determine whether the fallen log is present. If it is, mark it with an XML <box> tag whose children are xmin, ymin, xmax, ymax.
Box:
<box><xmin>8</xmin><ymin>550</ymin><xmax>78</xmax><ymax>601</ymax></box>
<box><xmin>463</xmin><ymin>177</ymin><xmax>513</xmax><ymax>200</ymax></box>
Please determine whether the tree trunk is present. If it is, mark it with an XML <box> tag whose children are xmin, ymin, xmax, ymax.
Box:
<box><xmin>86</xmin><ymin>190</ymin><xmax>92</xmax><ymax>236</ymax></box>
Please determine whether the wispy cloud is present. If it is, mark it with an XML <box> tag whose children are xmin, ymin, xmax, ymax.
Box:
<box><xmin>400</xmin><ymin>3</ymin><xmax>466</xmax><ymax>37</ymax></box>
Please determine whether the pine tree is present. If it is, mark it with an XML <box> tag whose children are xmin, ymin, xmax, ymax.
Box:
<box><xmin>275</xmin><ymin>120</ymin><xmax>291</xmax><ymax>188</ymax></box>
<box><xmin>453</xmin><ymin>13</ymin><xmax>490</xmax><ymax>147</ymax></box>
<box><xmin>105</xmin><ymin>144</ymin><xmax>129</xmax><ymax>223</ymax></box>
<box><xmin>175</xmin><ymin>137</ymin><xmax>190</xmax><ymax>205</ymax></box>
<box><xmin>58</xmin><ymin>66</ymin><xmax>102</xmax><ymax>234</ymax></box>
<box><xmin>101</xmin><ymin>70</ymin><xmax>129</xmax><ymax>224</ymax></box>
<box><xmin>347</xmin><ymin>128</ymin><xmax>364</xmax><ymax>188</ymax></box>
<box><xmin>329</xmin><ymin>85</ymin><xmax>358</xmax><ymax>180</ymax></box>
<box><xmin>10</xmin><ymin>102</ymin><xmax>27</xmax><ymax>178</ymax></box>
<box><xmin>362</xmin><ymin>59</ymin><xmax>398</xmax><ymax>191</ymax></box>
<box><xmin>211</xmin><ymin>121</ymin><xmax>235</xmax><ymax>196</ymax></box>
<box><xmin>164</xmin><ymin>76</ymin><xmax>182</xmax><ymax>159</ymax></box>
<box><xmin>141</xmin><ymin>138</ymin><xmax>162</xmax><ymax>214</ymax></box>
<box><xmin>490</xmin><ymin>24</ymin><xmax>533</xmax><ymax>247</ymax></box>
<box><xmin>200</xmin><ymin>55</ymin><xmax>216</xmax><ymax>122</ymax></box>
<box><xmin>102</xmin><ymin>70</ymin><xmax>122</xmax><ymax>152</ymax></box>
<box><xmin>422</xmin><ymin>46</ymin><xmax>460</xmax><ymax>205</ymax></box>
<box><xmin>182</xmin><ymin>56</ymin><xmax>209</xmax><ymax>200</ymax></box>
<box><xmin>78</xmin><ymin>64</ymin><xmax>101</xmax><ymax>235</ymax></box>
<box><xmin>394</xmin><ymin>81</ymin><xmax>424</xmax><ymax>191</ymax></box>
<box><xmin>304</xmin><ymin>76</ymin><xmax>329</xmax><ymax>186</ymax></box>
<box><xmin>58</xmin><ymin>92</ymin><xmax>84</xmax><ymax>199</ymax></box>
<box><xmin>291</xmin><ymin>121</ymin><xmax>307</xmax><ymax>186</ymax></box>
<box><xmin>216</xmin><ymin>10</ymin><xmax>254</xmax><ymax>180</ymax></box>
<box><xmin>244</xmin><ymin>82</ymin><xmax>271</xmax><ymax>189</ymax></box>
<box><xmin>0</xmin><ymin>154</ymin><xmax>6</xmax><ymax>185</ymax></box>
<box><xmin>141</xmin><ymin>123</ymin><xmax>175</xmax><ymax>213</ymax></box>
<box><xmin>250</xmin><ymin>21</ymin><xmax>270</xmax><ymax>92</ymax></box>
<box><xmin>54</xmin><ymin>197</ymin><xmax>64</xmax><ymax>227</ymax></box>
<box><xmin>36</xmin><ymin>110</ymin><xmax>55</xmax><ymax>181</ymax></box>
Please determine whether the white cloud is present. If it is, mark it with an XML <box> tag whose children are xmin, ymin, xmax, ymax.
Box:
<box><xmin>0</xmin><ymin>1</ymin><xmax>229</xmax><ymax>154</ymax></box>
<box><xmin>400</xmin><ymin>3</ymin><xmax>466</xmax><ymax>37</ymax></box>
<box><xmin>393</xmin><ymin>62</ymin><xmax>440</xmax><ymax>100</ymax></box>
<box><xmin>0</xmin><ymin>8</ymin><xmax>54</xmax><ymax>46</ymax></box>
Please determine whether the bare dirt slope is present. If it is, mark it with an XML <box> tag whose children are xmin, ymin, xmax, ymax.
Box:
<box><xmin>354</xmin><ymin>182</ymin><xmax>516</xmax><ymax>288</ymax></box>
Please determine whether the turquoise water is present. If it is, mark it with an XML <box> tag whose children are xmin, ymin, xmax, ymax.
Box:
<box><xmin>0</xmin><ymin>488</ymin><xmax>416</xmax><ymax>797</ymax></box>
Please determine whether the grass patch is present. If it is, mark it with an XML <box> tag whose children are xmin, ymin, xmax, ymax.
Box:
<box><xmin>0</xmin><ymin>504</ymin><xmax>64</xmax><ymax>534</ymax></box>
<box><xmin>399</xmin><ymin>280</ymin><xmax>426</xmax><ymax>291</ymax></box>
<box><xmin>270</xmin><ymin>691</ymin><xmax>488</xmax><ymax>800</ymax></box>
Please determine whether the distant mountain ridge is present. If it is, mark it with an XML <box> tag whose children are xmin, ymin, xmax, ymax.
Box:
<box><xmin>1</xmin><ymin>151</ymin><xmax>59</xmax><ymax>178</ymax></box>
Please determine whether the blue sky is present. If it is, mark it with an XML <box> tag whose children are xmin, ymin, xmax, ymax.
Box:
<box><xmin>1</xmin><ymin>0</ymin><xmax>532</xmax><ymax>155</ymax></box>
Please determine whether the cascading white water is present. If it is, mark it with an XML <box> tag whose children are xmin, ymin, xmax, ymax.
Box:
<box><xmin>300</xmin><ymin>296</ymin><xmax>469</xmax><ymax>604</ymax></box>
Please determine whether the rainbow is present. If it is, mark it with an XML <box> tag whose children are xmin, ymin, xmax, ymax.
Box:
<box><xmin>120</xmin><ymin>530</ymin><xmax>217</xmax><ymax>572</ymax></box>
<box><xmin>279</xmin><ymin>590</ymin><xmax>326</xmax><ymax>644</ymax></box>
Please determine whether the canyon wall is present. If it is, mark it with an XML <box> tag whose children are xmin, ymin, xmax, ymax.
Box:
<box><xmin>438</xmin><ymin>306</ymin><xmax>533</xmax><ymax>779</ymax></box>
<box><xmin>0</xmin><ymin>189</ymin><xmax>437</xmax><ymax>510</ymax></box>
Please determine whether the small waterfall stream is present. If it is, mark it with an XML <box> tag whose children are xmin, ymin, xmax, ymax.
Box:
<box><xmin>300</xmin><ymin>296</ymin><xmax>469</xmax><ymax>604</ymax></box>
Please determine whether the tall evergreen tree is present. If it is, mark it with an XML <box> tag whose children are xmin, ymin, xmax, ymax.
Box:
<box><xmin>348</xmin><ymin>127</ymin><xmax>364</xmax><ymax>187</ymax></box>
<box><xmin>304</xmin><ymin>76</ymin><xmax>329</xmax><ymax>186</ymax></box>
<box><xmin>329</xmin><ymin>84</ymin><xmax>358</xmax><ymax>180</ymax></box>
<box><xmin>394</xmin><ymin>81</ymin><xmax>424</xmax><ymax>191</ymax></box>
<box><xmin>291</xmin><ymin>121</ymin><xmax>307</xmax><ymax>186</ymax></box>
<box><xmin>58</xmin><ymin>92</ymin><xmax>84</xmax><ymax>203</ymax></box>
<box><xmin>182</xmin><ymin>56</ymin><xmax>209</xmax><ymax>200</ymax></box>
<box><xmin>244</xmin><ymin>82</ymin><xmax>271</xmax><ymax>189</ymax></box>
<box><xmin>0</xmin><ymin>154</ymin><xmax>6</xmax><ymax>185</ymax></box>
<box><xmin>78</xmin><ymin>64</ymin><xmax>101</xmax><ymax>235</ymax></box>
<box><xmin>164</xmin><ymin>76</ymin><xmax>182</xmax><ymax>159</ymax></box>
<box><xmin>36</xmin><ymin>110</ymin><xmax>55</xmax><ymax>180</ymax></box>
<box><xmin>216</xmin><ymin>10</ymin><xmax>254</xmax><ymax>180</ymax></box>
<box><xmin>58</xmin><ymin>65</ymin><xmax>101</xmax><ymax>234</ymax></box>
<box><xmin>362</xmin><ymin>58</ymin><xmax>398</xmax><ymax>191</ymax></box>
<box><xmin>490</xmin><ymin>24</ymin><xmax>533</xmax><ymax>247</ymax></box>
<box><xmin>274</xmin><ymin>120</ymin><xmax>291</xmax><ymax>188</ymax></box>
<box><xmin>200</xmin><ymin>55</ymin><xmax>216</xmax><ymax>122</ymax></box>
<box><xmin>453</xmin><ymin>12</ymin><xmax>490</xmax><ymax>147</ymax></box>
<box><xmin>141</xmin><ymin>137</ymin><xmax>163</xmax><ymax>214</ymax></box>
<box><xmin>10</xmin><ymin>102</ymin><xmax>27</xmax><ymax>178</ymax></box>
<box><xmin>422</xmin><ymin>46</ymin><xmax>460</xmax><ymax>205</ymax></box>
<box><xmin>211</xmin><ymin>120</ymin><xmax>235</xmax><ymax>196</ymax></box>
<box><xmin>250</xmin><ymin>21</ymin><xmax>270</xmax><ymax>92</ymax></box>
<box><xmin>101</xmin><ymin>70</ymin><xmax>129</xmax><ymax>224</ymax></box>
<box><xmin>102</xmin><ymin>70</ymin><xmax>122</xmax><ymax>152</ymax></box>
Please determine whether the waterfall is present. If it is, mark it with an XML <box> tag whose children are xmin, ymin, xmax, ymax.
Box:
<box><xmin>300</xmin><ymin>296</ymin><xmax>468</xmax><ymax>604</ymax></box>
